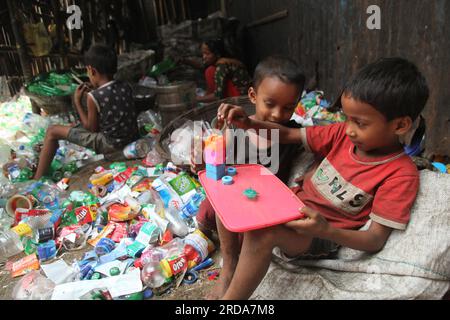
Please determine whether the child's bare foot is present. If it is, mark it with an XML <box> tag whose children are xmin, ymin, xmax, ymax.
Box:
<box><xmin>206</xmin><ymin>271</ymin><xmax>233</xmax><ymax>300</ymax></box>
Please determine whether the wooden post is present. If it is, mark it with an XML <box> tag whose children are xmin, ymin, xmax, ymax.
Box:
<box><xmin>220</xmin><ymin>0</ymin><xmax>227</xmax><ymax>18</ymax></box>
<box><xmin>6</xmin><ymin>0</ymin><xmax>33</xmax><ymax>82</ymax></box>
<box><xmin>51</xmin><ymin>0</ymin><xmax>66</xmax><ymax>69</ymax></box>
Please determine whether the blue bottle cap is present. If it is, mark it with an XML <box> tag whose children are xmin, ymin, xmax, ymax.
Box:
<box><xmin>222</xmin><ymin>176</ymin><xmax>234</xmax><ymax>185</ymax></box>
<box><xmin>227</xmin><ymin>167</ymin><xmax>237</xmax><ymax>176</ymax></box>
<box><xmin>143</xmin><ymin>288</ymin><xmax>154</xmax><ymax>299</ymax></box>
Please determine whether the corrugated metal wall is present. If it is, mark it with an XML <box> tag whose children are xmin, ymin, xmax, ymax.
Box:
<box><xmin>229</xmin><ymin>0</ymin><xmax>450</xmax><ymax>156</ymax></box>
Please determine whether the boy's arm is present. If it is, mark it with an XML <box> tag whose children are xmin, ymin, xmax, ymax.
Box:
<box><xmin>286</xmin><ymin>207</ymin><xmax>393</xmax><ymax>253</ymax></box>
<box><xmin>217</xmin><ymin>104</ymin><xmax>303</xmax><ymax>145</ymax></box>
<box><xmin>74</xmin><ymin>84</ymin><xmax>98</xmax><ymax>132</ymax></box>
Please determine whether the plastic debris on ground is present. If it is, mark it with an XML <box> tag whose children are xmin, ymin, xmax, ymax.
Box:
<box><xmin>291</xmin><ymin>90</ymin><xmax>346</xmax><ymax>127</ymax></box>
<box><xmin>1</xmin><ymin>144</ymin><xmax>216</xmax><ymax>299</ymax></box>
<box><xmin>0</xmin><ymin>96</ymin><xmax>102</xmax><ymax>187</ymax></box>
<box><xmin>0</xmin><ymin>95</ymin><xmax>218</xmax><ymax>299</ymax></box>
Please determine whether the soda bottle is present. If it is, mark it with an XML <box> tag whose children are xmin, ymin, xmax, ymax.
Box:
<box><xmin>160</xmin><ymin>253</ymin><xmax>188</xmax><ymax>279</ymax></box>
<box><xmin>141</xmin><ymin>260</ymin><xmax>168</xmax><ymax>289</ymax></box>
<box><xmin>183</xmin><ymin>233</ymin><xmax>209</xmax><ymax>268</ymax></box>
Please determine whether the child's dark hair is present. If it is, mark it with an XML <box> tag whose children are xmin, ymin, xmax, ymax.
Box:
<box><xmin>253</xmin><ymin>55</ymin><xmax>306</xmax><ymax>92</ymax></box>
<box><xmin>84</xmin><ymin>44</ymin><xmax>117</xmax><ymax>77</ymax></box>
<box><xmin>343</xmin><ymin>57</ymin><xmax>429</xmax><ymax>121</ymax></box>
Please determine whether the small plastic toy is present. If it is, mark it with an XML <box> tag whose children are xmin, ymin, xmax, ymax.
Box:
<box><xmin>222</xmin><ymin>176</ymin><xmax>234</xmax><ymax>185</ymax></box>
<box><xmin>243</xmin><ymin>188</ymin><xmax>258</xmax><ymax>200</ymax></box>
<box><xmin>206</xmin><ymin>163</ymin><xmax>226</xmax><ymax>180</ymax></box>
<box><xmin>227</xmin><ymin>167</ymin><xmax>237</xmax><ymax>176</ymax></box>
<box><xmin>204</xmin><ymin>133</ymin><xmax>226</xmax><ymax>181</ymax></box>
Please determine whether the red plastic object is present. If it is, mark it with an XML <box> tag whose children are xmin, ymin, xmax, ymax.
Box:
<box><xmin>198</xmin><ymin>164</ymin><xmax>305</xmax><ymax>232</ymax></box>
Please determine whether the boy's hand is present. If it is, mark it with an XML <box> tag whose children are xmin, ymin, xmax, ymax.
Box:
<box><xmin>284</xmin><ymin>207</ymin><xmax>331</xmax><ymax>238</ymax></box>
<box><xmin>74</xmin><ymin>83</ymin><xmax>91</xmax><ymax>103</ymax></box>
<box><xmin>217</xmin><ymin>104</ymin><xmax>251</xmax><ymax>129</ymax></box>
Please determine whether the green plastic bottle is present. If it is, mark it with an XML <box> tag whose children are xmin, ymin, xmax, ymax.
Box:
<box><xmin>148</xmin><ymin>58</ymin><xmax>176</xmax><ymax>77</ymax></box>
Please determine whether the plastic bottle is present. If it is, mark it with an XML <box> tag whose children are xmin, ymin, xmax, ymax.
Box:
<box><xmin>164</xmin><ymin>207</ymin><xmax>189</xmax><ymax>238</ymax></box>
<box><xmin>141</xmin><ymin>260</ymin><xmax>168</xmax><ymax>289</ymax></box>
<box><xmin>148</xmin><ymin>58</ymin><xmax>176</xmax><ymax>78</ymax></box>
<box><xmin>123</xmin><ymin>137</ymin><xmax>155</xmax><ymax>160</ymax></box>
<box><xmin>180</xmin><ymin>192</ymin><xmax>205</xmax><ymax>220</ymax></box>
<box><xmin>135</xmin><ymin>137</ymin><xmax>156</xmax><ymax>159</ymax></box>
<box><xmin>0</xmin><ymin>229</ymin><xmax>24</xmax><ymax>263</ymax></box>
<box><xmin>160</xmin><ymin>253</ymin><xmax>188</xmax><ymax>279</ymax></box>
<box><xmin>15</xmin><ymin>144</ymin><xmax>35</xmax><ymax>159</ymax></box>
<box><xmin>137</xmin><ymin>110</ymin><xmax>163</xmax><ymax>138</ymax></box>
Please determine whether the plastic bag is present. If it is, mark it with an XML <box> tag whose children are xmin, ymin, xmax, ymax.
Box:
<box><xmin>12</xmin><ymin>271</ymin><xmax>55</xmax><ymax>300</ymax></box>
<box><xmin>168</xmin><ymin>121</ymin><xmax>195</xmax><ymax>165</ymax></box>
<box><xmin>23</xmin><ymin>22</ymin><xmax>53</xmax><ymax>57</ymax></box>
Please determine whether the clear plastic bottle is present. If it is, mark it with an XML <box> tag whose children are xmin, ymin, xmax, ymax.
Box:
<box><xmin>135</xmin><ymin>137</ymin><xmax>156</xmax><ymax>159</ymax></box>
<box><xmin>0</xmin><ymin>229</ymin><xmax>24</xmax><ymax>263</ymax></box>
<box><xmin>141</xmin><ymin>260</ymin><xmax>167</xmax><ymax>289</ymax></box>
<box><xmin>15</xmin><ymin>145</ymin><xmax>35</xmax><ymax>159</ymax></box>
<box><xmin>164</xmin><ymin>207</ymin><xmax>189</xmax><ymax>238</ymax></box>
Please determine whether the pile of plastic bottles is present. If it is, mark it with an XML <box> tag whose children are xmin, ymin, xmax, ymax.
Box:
<box><xmin>25</xmin><ymin>72</ymin><xmax>83</xmax><ymax>97</ymax></box>
<box><xmin>1</xmin><ymin>157</ymin><xmax>216</xmax><ymax>300</ymax></box>
<box><xmin>292</xmin><ymin>90</ymin><xmax>346</xmax><ymax>127</ymax></box>
<box><xmin>0</xmin><ymin>97</ymin><xmax>100</xmax><ymax>185</ymax></box>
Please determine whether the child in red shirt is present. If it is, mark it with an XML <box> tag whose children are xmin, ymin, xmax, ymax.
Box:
<box><xmin>211</xmin><ymin>57</ymin><xmax>430</xmax><ymax>300</ymax></box>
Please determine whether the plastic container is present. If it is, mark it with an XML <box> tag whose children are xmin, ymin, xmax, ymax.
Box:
<box><xmin>164</xmin><ymin>207</ymin><xmax>189</xmax><ymax>238</ymax></box>
<box><xmin>180</xmin><ymin>192</ymin><xmax>205</xmax><ymax>220</ymax></box>
<box><xmin>141</xmin><ymin>260</ymin><xmax>168</xmax><ymax>289</ymax></box>
<box><xmin>160</xmin><ymin>253</ymin><xmax>188</xmax><ymax>278</ymax></box>
<box><xmin>184</xmin><ymin>233</ymin><xmax>209</xmax><ymax>263</ymax></box>
<box><xmin>137</xmin><ymin>110</ymin><xmax>163</xmax><ymax>138</ymax></box>
<box><xmin>0</xmin><ymin>229</ymin><xmax>24</xmax><ymax>263</ymax></box>
<box><xmin>123</xmin><ymin>137</ymin><xmax>156</xmax><ymax>160</ymax></box>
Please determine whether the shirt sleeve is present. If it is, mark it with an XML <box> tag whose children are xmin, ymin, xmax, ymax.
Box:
<box><xmin>300</xmin><ymin>122</ymin><xmax>347</xmax><ymax>158</ymax></box>
<box><xmin>370</xmin><ymin>175</ymin><xmax>420</xmax><ymax>230</ymax></box>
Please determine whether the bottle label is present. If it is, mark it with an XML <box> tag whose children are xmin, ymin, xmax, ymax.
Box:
<box><xmin>161</xmin><ymin>254</ymin><xmax>187</xmax><ymax>277</ymax></box>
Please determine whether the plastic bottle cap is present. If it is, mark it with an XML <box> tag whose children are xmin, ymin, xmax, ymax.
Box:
<box><xmin>143</xmin><ymin>288</ymin><xmax>154</xmax><ymax>299</ymax></box>
<box><xmin>222</xmin><ymin>176</ymin><xmax>233</xmax><ymax>185</ymax></box>
<box><xmin>182</xmin><ymin>270</ymin><xmax>199</xmax><ymax>285</ymax></box>
<box><xmin>243</xmin><ymin>188</ymin><xmax>258</xmax><ymax>200</ymax></box>
<box><xmin>227</xmin><ymin>167</ymin><xmax>237</xmax><ymax>176</ymax></box>
<box><xmin>91</xmin><ymin>272</ymin><xmax>102</xmax><ymax>280</ymax></box>
<box><xmin>110</xmin><ymin>267</ymin><xmax>121</xmax><ymax>276</ymax></box>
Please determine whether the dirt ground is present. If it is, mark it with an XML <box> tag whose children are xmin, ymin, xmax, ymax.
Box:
<box><xmin>0</xmin><ymin>159</ymin><xmax>222</xmax><ymax>300</ymax></box>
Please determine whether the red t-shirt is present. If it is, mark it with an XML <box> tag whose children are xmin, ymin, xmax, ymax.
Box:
<box><xmin>297</xmin><ymin>122</ymin><xmax>419</xmax><ymax>230</ymax></box>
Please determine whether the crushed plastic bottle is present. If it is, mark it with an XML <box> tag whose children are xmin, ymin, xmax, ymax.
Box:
<box><xmin>0</xmin><ymin>229</ymin><xmax>24</xmax><ymax>263</ymax></box>
<box><xmin>137</xmin><ymin>110</ymin><xmax>163</xmax><ymax>138</ymax></box>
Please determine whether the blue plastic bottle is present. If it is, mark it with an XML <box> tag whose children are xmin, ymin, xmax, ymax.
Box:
<box><xmin>180</xmin><ymin>193</ymin><xmax>205</xmax><ymax>220</ymax></box>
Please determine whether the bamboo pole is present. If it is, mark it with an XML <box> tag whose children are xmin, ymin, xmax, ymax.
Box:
<box><xmin>6</xmin><ymin>0</ymin><xmax>33</xmax><ymax>82</ymax></box>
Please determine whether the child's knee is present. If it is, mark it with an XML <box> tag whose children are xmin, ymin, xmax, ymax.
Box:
<box><xmin>46</xmin><ymin>125</ymin><xmax>58</xmax><ymax>139</ymax></box>
<box><xmin>246</xmin><ymin>227</ymin><xmax>278</xmax><ymax>247</ymax></box>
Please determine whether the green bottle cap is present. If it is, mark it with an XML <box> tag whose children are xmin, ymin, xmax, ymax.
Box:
<box><xmin>110</xmin><ymin>267</ymin><xmax>120</xmax><ymax>276</ymax></box>
<box><xmin>91</xmin><ymin>272</ymin><xmax>102</xmax><ymax>280</ymax></box>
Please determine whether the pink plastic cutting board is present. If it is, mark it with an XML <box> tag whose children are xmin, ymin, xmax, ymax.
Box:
<box><xmin>198</xmin><ymin>164</ymin><xmax>305</xmax><ymax>232</ymax></box>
